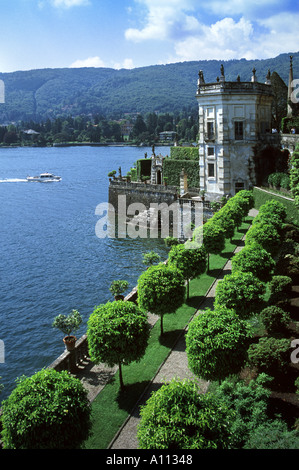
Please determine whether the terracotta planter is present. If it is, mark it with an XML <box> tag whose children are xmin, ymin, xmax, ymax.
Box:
<box><xmin>63</xmin><ymin>335</ymin><xmax>77</xmax><ymax>351</ymax></box>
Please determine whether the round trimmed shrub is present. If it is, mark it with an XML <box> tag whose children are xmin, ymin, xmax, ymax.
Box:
<box><xmin>260</xmin><ymin>306</ymin><xmax>291</xmax><ymax>334</ymax></box>
<box><xmin>258</xmin><ymin>200</ymin><xmax>287</xmax><ymax>223</ymax></box>
<box><xmin>137</xmin><ymin>378</ymin><xmax>234</xmax><ymax>449</ymax></box>
<box><xmin>137</xmin><ymin>262</ymin><xmax>185</xmax><ymax>335</ymax></box>
<box><xmin>212</xmin><ymin>210</ymin><xmax>235</xmax><ymax>240</ymax></box>
<box><xmin>234</xmin><ymin>190</ymin><xmax>254</xmax><ymax>211</ymax></box>
<box><xmin>168</xmin><ymin>243</ymin><xmax>206</xmax><ymax>299</ymax></box>
<box><xmin>214</xmin><ymin>271</ymin><xmax>266</xmax><ymax>319</ymax></box>
<box><xmin>245</xmin><ymin>221</ymin><xmax>281</xmax><ymax>255</ymax></box>
<box><xmin>1</xmin><ymin>368</ymin><xmax>92</xmax><ymax>449</ymax></box>
<box><xmin>186</xmin><ymin>307</ymin><xmax>252</xmax><ymax>382</ymax></box>
<box><xmin>193</xmin><ymin>220</ymin><xmax>226</xmax><ymax>270</ymax></box>
<box><xmin>231</xmin><ymin>243</ymin><xmax>275</xmax><ymax>282</ymax></box>
<box><xmin>87</xmin><ymin>300</ymin><xmax>150</xmax><ymax>389</ymax></box>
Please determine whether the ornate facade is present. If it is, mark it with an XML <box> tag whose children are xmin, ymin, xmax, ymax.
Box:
<box><xmin>196</xmin><ymin>66</ymin><xmax>274</xmax><ymax>199</ymax></box>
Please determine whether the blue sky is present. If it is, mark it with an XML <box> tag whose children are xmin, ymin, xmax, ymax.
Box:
<box><xmin>0</xmin><ymin>0</ymin><xmax>298</xmax><ymax>72</ymax></box>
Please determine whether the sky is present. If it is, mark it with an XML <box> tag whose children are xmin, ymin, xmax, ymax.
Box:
<box><xmin>0</xmin><ymin>0</ymin><xmax>298</xmax><ymax>73</ymax></box>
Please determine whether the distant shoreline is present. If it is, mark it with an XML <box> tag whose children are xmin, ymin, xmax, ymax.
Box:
<box><xmin>0</xmin><ymin>142</ymin><xmax>173</xmax><ymax>149</ymax></box>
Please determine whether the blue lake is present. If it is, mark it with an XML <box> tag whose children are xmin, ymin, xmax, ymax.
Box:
<box><xmin>0</xmin><ymin>145</ymin><xmax>170</xmax><ymax>399</ymax></box>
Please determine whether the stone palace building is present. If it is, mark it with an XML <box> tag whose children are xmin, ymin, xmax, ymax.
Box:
<box><xmin>196</xmin><ymin>65</ymin><xmax>274</xmax><ymax>199</ymax></box>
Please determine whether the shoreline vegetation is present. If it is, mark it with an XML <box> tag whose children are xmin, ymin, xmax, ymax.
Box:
<box><xmin>0</xmin><ymin>142</ymin><xmax>172</xmax><ymax>148</ymax></box>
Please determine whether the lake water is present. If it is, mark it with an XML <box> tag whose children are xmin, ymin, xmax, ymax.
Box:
<box><xmin>0</xmin><ymin>145</ymin><xmax>170</xmax><ymax>400</ymax></box>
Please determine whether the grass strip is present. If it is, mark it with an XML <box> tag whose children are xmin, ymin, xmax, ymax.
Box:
<box><xmin>84</xmin><ymin>217</ymin><xmax>252</xmax><ymax>449</ymax></box>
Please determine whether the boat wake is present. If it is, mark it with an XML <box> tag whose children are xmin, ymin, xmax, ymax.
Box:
<box><xmin>0</xmin><ymin>178</ymin><xmax>28</xmax><ymax>183</ymax></box>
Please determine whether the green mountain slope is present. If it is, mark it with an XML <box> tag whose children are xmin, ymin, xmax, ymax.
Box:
<box><xmin>0</xmin><ymin>52</ymin><xmax>298</xmax><ymax>123</ymax></box>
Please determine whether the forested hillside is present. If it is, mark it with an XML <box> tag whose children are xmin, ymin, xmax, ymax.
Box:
<box><xmin>0</xmin><ymin>52</ymin><xmax>298</xmax><ymax>124</ymax></box>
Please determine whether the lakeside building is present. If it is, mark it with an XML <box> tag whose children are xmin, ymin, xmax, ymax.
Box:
<box><xmin>196</xmin><ymin>65</ymin><xmax>275</xmax><ymax>200</ymax></box>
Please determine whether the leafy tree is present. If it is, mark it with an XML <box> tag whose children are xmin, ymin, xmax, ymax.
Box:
<box><xmin>214</xmin><ymin>271</ymin><xmax>266</xmax><ymax>319</ymax></box>
<box><xmin>1</xmin><ymin>369</ymin><xmax>92</xmax><ymax>449</ymax></box>
<box><xmin>186</xmin><ymin>307</ymin><xmax>252</xmax><ymax>382</ymax></box>
<box><xmin>212</xmin><ymin>209</ymin><xmax>235</xmax><ymax>240</ymax></box>
<box><xmin>231</xmin><ymin>242</ymin><xmax>275</xmax><ymax>282</ymax></box>
<box><xmin>258</xmin><ymin>199</ymin><xmax>287</xmax><ymax>223</ymax></box>
<box><xmin>87</xmin><ymin>301</ymin><xmax>150</xmax><ymax>390</ymax></box>
<box><xmin>193</xmin><ymin>220</ymin><xmax>225</xmax><ymax>271</ymax></box>
<box><xmin>245</xmin><ymin>221</ymin><xmax>281</xmax><ymax>256</ymax></box>
<box><xmin>131</xmin><ymin>115</ymin><xmax>147</xmax><ymax>140</ymax></box>
<box><xmin>234</xmin><ymin>190</ymin><xmax>254</xmax><ymax>212</ymax></box>
<box><xmin>168</xmin><ymin>243</ymin><xmax>207</xmax><ymax>299</ymax></box>
<box><xmin>252</xmin><ymin>211</ymin><xmax>284</xmax><ymax>233</ymax></box>
<box><xmin>137</xmin><ymin>378</ymin><xmax>234</xmax><ymax>449</ymax></box>
<box><xmin>137</xmin><ymin>263</ymin><xmax>185</xmax><ymax>335</ymax></box>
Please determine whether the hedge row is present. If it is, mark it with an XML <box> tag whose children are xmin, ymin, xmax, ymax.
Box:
<box><xmin>253</xmin><ymin>186</ymin><xmax>299</xmax><ymax>226</ymax></box>
<box><xmin>162</xmin><ymin>158</ymin><xmax>199</xmax><ymax>187</ymax></box>
<box><xmin>169</xmin><ymin>146</ymin><xmax>199</xmax><ymax>161</ymax></box>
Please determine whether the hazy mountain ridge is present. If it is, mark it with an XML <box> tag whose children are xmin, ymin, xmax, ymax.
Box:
<box><xmin>0</xmin><ymin>52</ymin><xmax>298</xmax><ymax>123</ymax></box>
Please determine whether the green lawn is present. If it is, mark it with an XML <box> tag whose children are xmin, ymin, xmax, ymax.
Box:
<box><xmin>84</xmin><ymin>218</ymin><xmax>252</xmax><ymax>449</ymax></box>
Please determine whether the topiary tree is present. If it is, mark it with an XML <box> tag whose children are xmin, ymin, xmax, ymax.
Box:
<box><xmin>137</xmin><ymin>263</ymin><xmax>186</xmax><ymax>335</ymax></box>
<box><xmin>212</xmin><ymin>210</ymin><xmax>235</xmax><ymax>241</ymax></box>
<box><xmin>214</xmin><ymin>271</ymin><xmax>266</xmax><ymax>319</ymax></box>
<box><xmin>222</xmin><ymin>198</ymin><xmax>244</xmax><ymax>227</ymax></box>
<box><xmin>252</xmin><ymin>211</ymin><xmax>284</xmax><ymax>233</ymax></box>
<box><xmin>168</xmin><ymin>243</ymin><xmax>207</xmax><ymax>299</ymax></box>
<box><xmin>193</xmin><ymin>220</ymin><xmax>225</xmax><ymax>271</ymax></box>
<box><xmin>1</xmin><ymin>368</ymin><xmax>92</xmax><ymax>449</ymax></box>
<box><xmin>259</xmin><ymin>306</ymin><xmax>291</xmax><ymax>334</ymax></box>
<box><xmin>231</xmin><ymin>242</ymin><xmax>275</xmax><ymax>282</ymax></box>
<box><xmin>87</xmin><ymin>300</ymin><xmax>150</xmax><ymax>390</ymax></box>
<box><xmin>234</xmin><ymin>190</ymin><xmax>254</xmax><ymax>212</ymax></box>
<box><xmin>245</xmin><ymin>221</ymin><xmax>281</xmax><ymax>256</ymax></box>
<box><xmin>137</xmin><ymin>378</ymin><xmax>234</xmax><ymax>449</ymax></box>
<box><xmin>186</xmin><ymin>307</ymin><xmax>252</xmax><ymax>382</ymax></box>
<box><xmin>258</xmin><ymin>199</ymin><xmax>287</xmax><ymax>222</ymax></box>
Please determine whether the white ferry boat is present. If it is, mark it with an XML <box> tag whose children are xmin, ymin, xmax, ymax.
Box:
<box><xmin>27</xmin><ymin>172</ymin><xmax>61</xmax><ymax>182</ymax></box>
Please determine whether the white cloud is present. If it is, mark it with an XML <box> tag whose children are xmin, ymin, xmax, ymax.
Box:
<box><xmin>125</xmin><ymin>0</ymin><xmax>200</xmax><ymax>42</ymax></box>
<box><xmin>172</xmin><ymin>12</ymin><xmax>299</xmax><ymax>62</ymax></box>
<box><xmin>174</xmin><ymin>17</ymin><xmax>254</xmax><ymax>61</ymax></box>
<box><xmin>126</xmin><ymin>0</ymin><xmax>297</xmax><ymax>63</ymax></box>
<box><xmin>70</xmin><ymin>56</ymin><xmax>106</xmax><ymax>68</ymax></box>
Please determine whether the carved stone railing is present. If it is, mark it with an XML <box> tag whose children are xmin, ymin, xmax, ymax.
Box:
<box><xmin>48</xmin><ymin>334</ymin><xmax>89</xmax><ymax>374</ymax></box>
